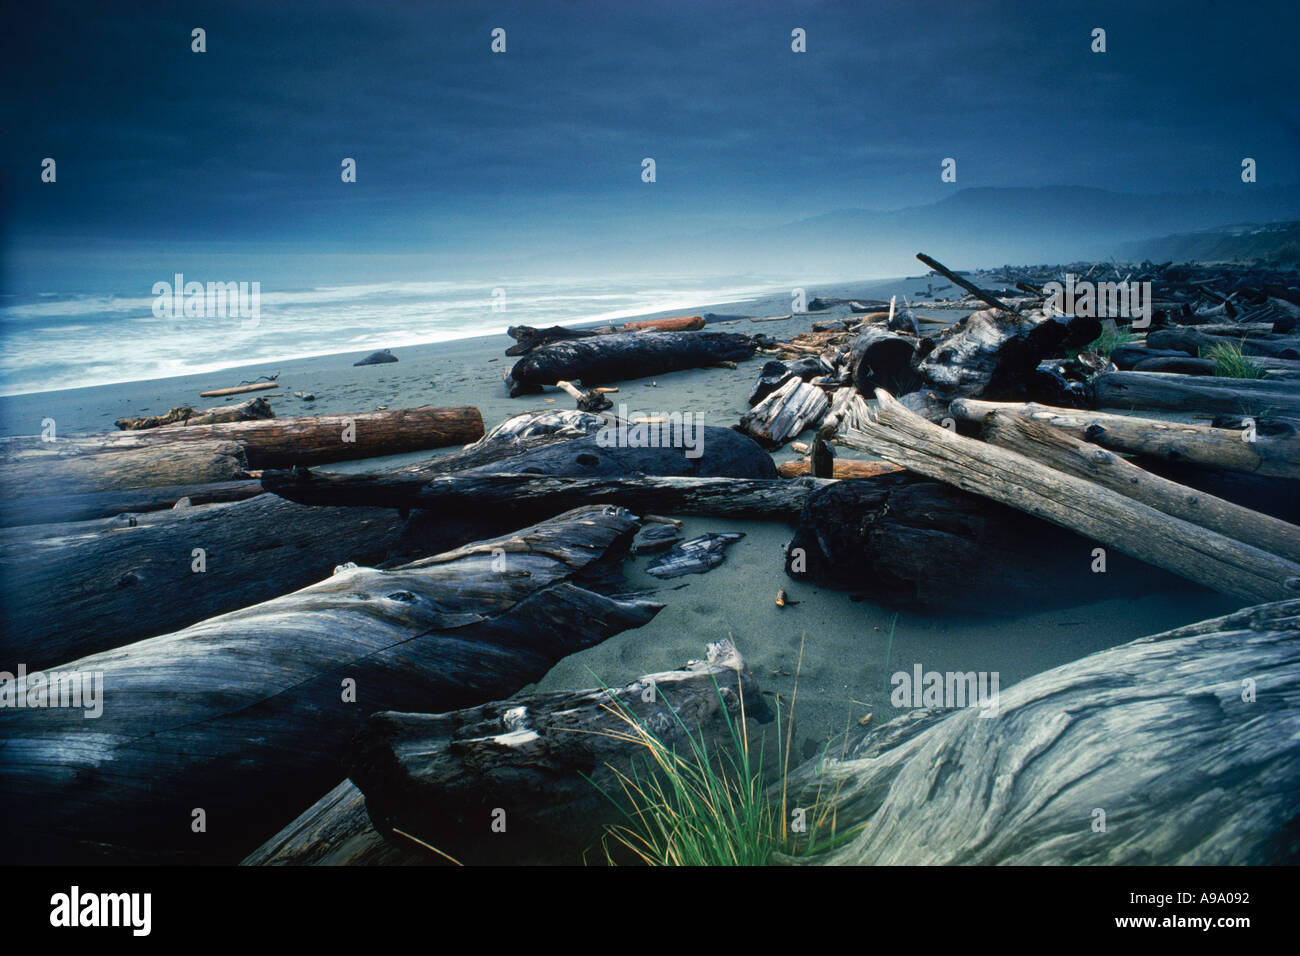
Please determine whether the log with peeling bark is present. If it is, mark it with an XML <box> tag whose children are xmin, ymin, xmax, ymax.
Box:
<box><xmin>979</xmin><ymin>411</ymin><xmax>1300</xmax><ymax>563</ymax></box>
<box><xmin>836</xmin><ymin>390</ymin><xmax>1300</xmax><ymax>602</ymax></box>
<box><xmin>0</xmin><ymin>478</ymin><xmax>264</xmax><ymax>528</ymax></box>
<box><xmin>341</xmin><ymin>639</ymin><xmax>766</xmax><ymax>865</ymax></box>
<box><xmin>0</xmin><ymin>437</ymin><xmax>250</xmax><ymax>498</ymax></box>
<box><xmin>0</xmin><ymin>505</ymin><xmax>662</xmax><ymax>865</ymax></box>
<box><xmin>949</xmin><ymin>399</ymin><xmax>1300</xmax><ymax>480</ymax></box>
<box><xmin>509</xmin><ymin>330</ymin><xmax>756</xmax><ymax>387</ymax></box>
<box><xmin>737</xmin><ymin>376</ymin><xmax>829</xmax><ymax>448</ymax></box>
<box><xmin>262</xmin><ymin>470</ymin><xmax>828</xmax><ymax>520</ymax></box>
<box><xmin>1093</xmin><ymin>371</ymin><xmax>1300</xmax><ymax>417</ymax></box>
<box><xmin>47</xmin><ymin>406</ymin><xmax>486</xmax><ymax>469</ymax></box>
<box><xmin>782</xmin><ymin>600</ymin><xmax>1300</xmax><ymax>865</ymax></box>
<box><xmin>114</xmin><ymin>396</ymin><xmax>275</xmax><ymax>430</ymax></box>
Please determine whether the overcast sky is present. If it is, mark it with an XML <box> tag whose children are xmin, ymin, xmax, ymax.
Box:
<box><xmin>3</xmin><ymin>0</ymin><xmax>1297</xmax><ymax>264</ymax></box>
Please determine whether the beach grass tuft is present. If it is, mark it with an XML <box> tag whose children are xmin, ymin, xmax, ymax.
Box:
<box><xmin>588</xmin><ymin>634</ymin><xmax>862</xmax><ymax>866</ymax></box>
<box><xmin>1203</xmin><ymin>341</ymin><xmax>1266</xmax><ymax>379</ymax></box>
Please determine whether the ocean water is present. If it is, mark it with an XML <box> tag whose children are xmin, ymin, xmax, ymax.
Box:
<box><xmin>0</xmin><ymin>274</ymin><xmax>801</xmax><ymax>397</ymax></box>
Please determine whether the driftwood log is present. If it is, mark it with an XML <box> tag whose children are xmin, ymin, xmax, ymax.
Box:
<box><xmin>776</xmin><ymin>458</ymin><xmax>903</xmax><ymax>479</ymax></box>
<box><xmin>915</xmin><ymin>307</ymin><xmax>1101</xmax><ymax>399</ymax></box>
<box><xmin>263</xmin><ymin>471</ymin><xmax>828</xmax><ymax>520</ymax></box>
<box><xmin>508</xmin><ymin>331</ymin><xmax>755</xmax><ymax>388</ymax></box>
<box><xmin>0</xmin><ymin>438</ymin><xmax>249</xmax><ymax>498</ymax></box>
<box><xmin>49</xmin><ymin>406</ymin><xmax>486</xmax><ymax>469</ymax></box>
<box><xmin>114</xmin><ymin>396</ymin><xmax>275</xmax><ymax>430</ymax></box>
<box><xmin>737</xmin><ymin>376</ymin><xmax>829</xmax><ymax>448</ymax></box>
<box><xmin>1093</xmin><ymin>371</ymin><xmax>1300</xmax><ymax>417</ymax></box>
<box><xmin>0</xmin><ymin>506</ymin><xmax>662</xmax><ymax>865</ymax></box>
<box><xmin>783</xmin><ymin>472</ymin><xmax>1185</xmax><ymax>608</ymax></box>
<box><xmin>978</xmin><ymin>411</ymin><xmax>1300</xmax><ymax>563</ymax></box>
<box><xmin>849</xmin><ymin>326</ymin><xmax>919</xmax><ymax>395</ymax></box>
<box><xmin>783</xmin><ymin>600</ymin><xmax>1300</xmax><ymax>865</ymax></box>
<box><xmin>0</xmin><ymin>478</ymin><xmax>265</xmax><ymax>528</ymax></box>
<box><xmin>949</xmin><ymin>399</ymin><xmax>1300</xmax><ymax>480</ymax></box>
<box><xmin>341</xmin><ymin>639</ymin><xmax>765</xmax><ymax>865</ymax></box>
<box><xmin>1147</xmin><ymin>327</ymin><xmax>1300</xmax><ymax>360</ymax></box>
<box><xmin>837</xmin><ymin>390</ymin><xmax>1300</xmax><ymax>603</ymax></box>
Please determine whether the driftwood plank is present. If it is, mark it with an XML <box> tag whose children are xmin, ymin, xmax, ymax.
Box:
<box><xmin>0</xmin><ymin>505</ymin><xmax>662</xmax><ymax>865</ymax></box>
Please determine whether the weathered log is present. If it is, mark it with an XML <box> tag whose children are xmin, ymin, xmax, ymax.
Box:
<box><xmin>198</xmin><ymin>381</ymin><xmax>278</xmax><ymax>398</ymax></box>
<box><xmin>1109</xmin><ymin>344</ymin><xmax>1195</xmax><ymax>370</ymax></box>
<box><xmin>0</xmin><ymin>478</ymin><xmax>264</xmax><ymax>528</ymax></box>
<box><xmin>949</xmin><ymin>399</ymin><xmax>1300</xmax><ymax>479</ymax></box>
<box><xmin>342</xmin><ymin>640</ymin><xmax>765</xmax><ymax>866</ymax></box>
<box><xmin>49</xmin><ymin>406</ymin><xmax>486</xmax><ymax>469</ymax></box>
<box><xmin>623</xmin><ymin>315</ymin><xmax>704</xmax><ymax>332</ymax></box>
<box><xmin>505</xmin><ymin>324</ymin><xmax>614</xmax><ymax>357</ymax></box>
<box><xmin>783</xmin><ymin>472</ymin><xmax>1181</xmax><ymax>608</ymax></box>
<box><xmin>1093</xmin><ymin>371</ymin><xmax>1300</xmax><ymax>417</ymax></box>
<box><xmin>747</xmin><ymin>358</ymin><xmax>823</xmax><ymax>407</ymax></box>
<box><xmin>776</xmin><ymin>458</ymin><xmax>903</xmax><ymax>479</ymax></box>
<box><xmin>849</xmin><ymin>326</ymin><xmax>919</xmax><ymax>395</ymax></box>
<box><xmin>0</xmin><ymin>438</ymin><xmax>250</xmax><ymax>497</ymax></box>
<box><xmin>1147</xmin><ymin>327</ymin><xmax>1300</xmax><ymax>359</ymax></box>
<box><xmin>241</xmin><ymin>780</ymin><xmax>424</xmax><ymax>866</ymax></box>
<box><xmin>783</xmin><ymin>600</ymin><xmax>1300</xmax><ymax>865</ymax></box>
<box><xmin>836</xmin><ymin>390</ymin><xmax>1300</xmax><ymax>602</ymax></box>
<box><xmin>1131</xmin><ymin>355</ymin><xmax>1218</xmax><ymax>375</ymax></box>
<box><xmin>509</xmin><ymin>331</ymin><xmax>755</xmax><ymax>387</ymax></box>
<box><xmin>979</xmin><ymin>411</ymin><xmax>1300</xmax><ymax>563</ymax></box>
<box><xmin>737</xmin><ymin>376</ymin><xmax>829</xmax><ymax>449</ymax></box>
<box><xmin>115</xmin><ymin>396</ymin><xmax>275</xmax><ymax>430</ymax></box>
<box><xmin>353</xmin><ymin>348</ymin><xmax>398</xmax><ymax>366</ymax></box>
<box><xmin>916</xmin><ymin>307</ymin><xmax>1101</xmax><ymax>399</ymax></box>
<box><xmin>0</xmin><ymin>494</ymin><xmax>417</xmax><ymax>669</ymax></box>
<box><xmin>646</xmin><ymin>533</ymin><xmax>745</xmax><ymax>578</ymax></box>
<box><xmin>263</xmin><ymin>470</ymin><xmax>828</xmax><ymax>520</ymax></box>
<box><xmin>0</xmin><ymin>505</ymin><xmax>662</xmax><ymax>865</ymax></box>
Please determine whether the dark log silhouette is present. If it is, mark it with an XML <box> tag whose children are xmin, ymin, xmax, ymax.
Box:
<box><xmin>509</xmin><ymin>331</ymin><xmax>755</xmax><ymax>387</ymax></box>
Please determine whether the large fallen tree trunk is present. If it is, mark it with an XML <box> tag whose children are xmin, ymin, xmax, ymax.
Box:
<box><xmin>0</xmin><ymin>438</ymin><xmax>249</xmax><ymax>497</ymax></box>
<box><xmin>914</xmin><ymin>307</ymin><xmax>1101</xmax><ymax>400</ymax></box>
<box><xmin>0</xmin><ymin>495</ymin><xmax>412</xmax><ymax>669</ymax></box>
<box><xmin>978</xmin><ymin>411</ymin><xmax>1300</xmax><ymax>563</ymax></box>
<box><xmin>836</xmin><ymin>390</ymin><xmax>1300</xmax><ymax>602</ymax></box>
<box><xmin>782</xmin><ymin>600</ymin><xmax>1300</xmax><ymax>865</ymax></box>
<box><xmin>0</xmin><ymin>506</ymin><xmax>662</xmax><ymax>865</ymax></box>
<box><xmin>342</xmin><ymin>639</ymin><xmax>766</xmax><ymax>865</ymax></box>
<box><xmin>949</xmin><ymin>398</ymin><xmax>1300</xmax><ymax>479</ymax></box>
<box><xmin>263</xmin><ymin>470</ymin><xmax>828</xmax><ymax>520</ymax></box>
<box><xmin>82</xmin><ymin>406</ymin><xmax>487</xmax><ymax>468</ymax></box>
<box><xmin>0</xmin><ymin>478</ymin><xmax>264</xmax><ymax>528</ymax></box>
<box><xmin>1093</xmin><ymin>371</ymin><xmax>1300</xmax><ymax>417</ymax></box>
<box><xmin>1147</xmin><ymin>327</ymin><xmax>1300</xmax><ymax>359</ymax></box>
<box><xmin>508</xmin><ymin>331</ymin><xmax>756</xmax><ymax>388</ymax></box>
<box><xmin>783</xmin><ymin>472</ymin><xmax>1187</xmax><ymax>608</ymax></box>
